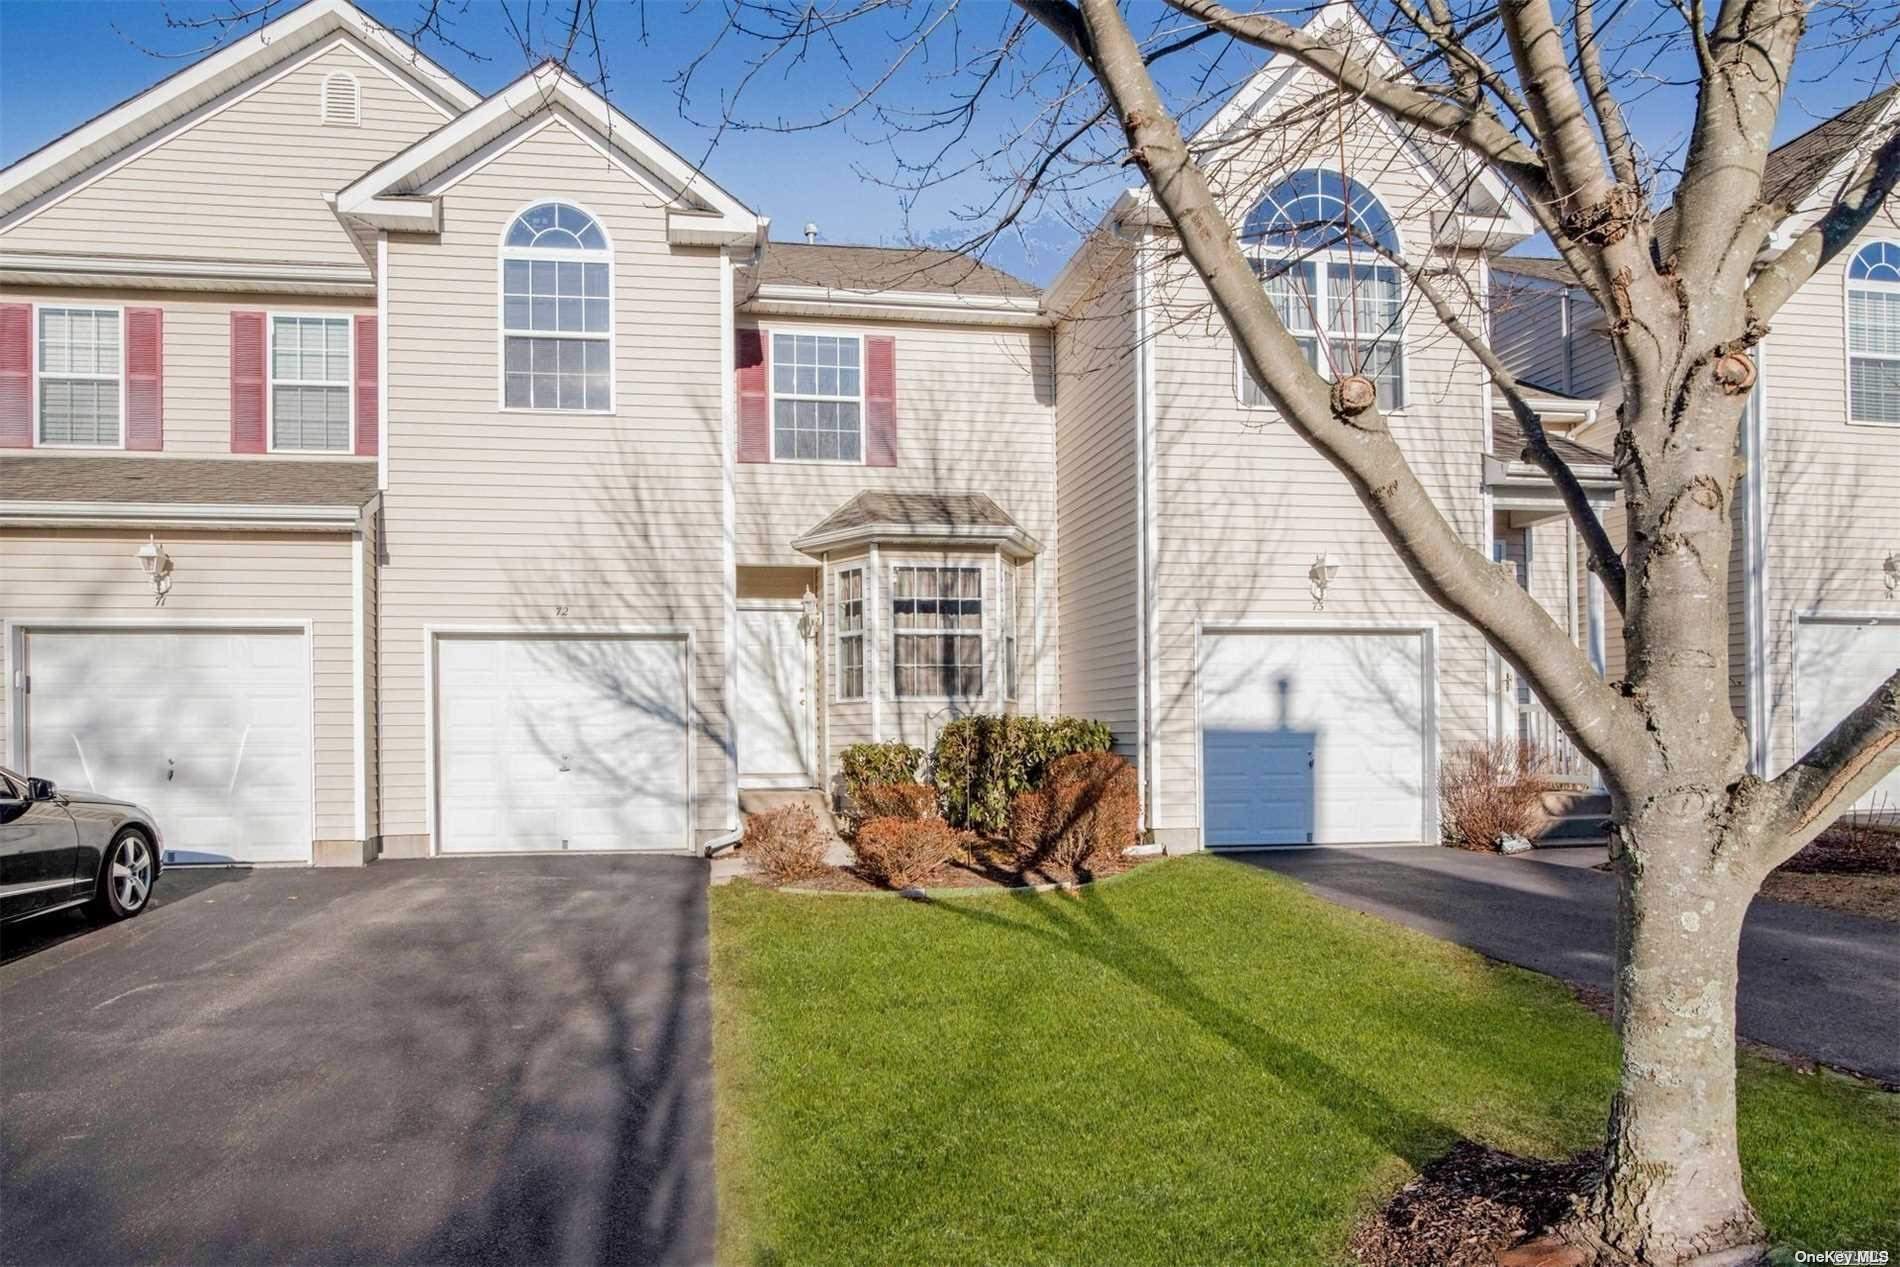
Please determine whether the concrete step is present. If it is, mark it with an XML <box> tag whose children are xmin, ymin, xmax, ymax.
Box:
<box><xmin>1531</xmin><ymin>813</ymin><xmax>1613</xmax><ymax>844</ymax></box>
<box><xmin>1537</xmin><ymin>788</ymin><xmax>1610</xmax><ymax>817</ymax></box>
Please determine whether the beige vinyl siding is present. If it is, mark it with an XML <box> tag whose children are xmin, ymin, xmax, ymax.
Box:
<box><xmin>0</xmin><ymin>287</ymin><xmax>373</xmax><ymax>458</ymax></box>
<box><xmin>732</xmin><ymin>316</ymin><xmax>1057</xmax><ymax>567</ymax></box>
<box><xmin>1492</xmin><ymin>279</ymin><xmax>1574</xmax><ymax>391</ymax></box>
<box><xmin>1052</xmin><ymin>244</ymin><xmax>1141</xmax><ymax>755</ymax></box>
<box><xmin>1756</xmin><ymin>215</ymin><xmax>1900</xmax><ymax>776</ymax></box>
<box><xmin>1146</xmin><ymin>232</ymin><xmax>1495</xmax><ymax>839</ymax></box>
<box><xmin>377</xmin><ymin>117</ymin><xmax>731</xmax><ymax>844</ymax></box>
<box><xmin>2</xmin><ymin>41</ymin><xmax>449</xmax><ymax>267</ymax></box>
<box><xmin>1142</xmin><ymin>102</ymin><xmax>1497</xmax><ymax>840</ymax></box>
<box><xmin>0</xmin><ymin>527</ymin><xmax>359</xmax><ymax>841</ymax></box>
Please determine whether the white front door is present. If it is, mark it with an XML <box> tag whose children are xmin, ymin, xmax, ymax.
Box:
<box><xmin>1200</xmin><ymin>630</ymin><xmax>1431</xmax><ymax>847</ymax></box>
<box><xmin>736</xmin><ymin>607</ymin><xmax>813</xmax><ymax>788</ymax></box>
<box><xmin>1794</xmin><ymin>615</ymin><xmax>1900</xmax><ymax>811</ymax></box>
<box><xmin>434</xmin><ymin>635</ymin><xmax>691</xmax><ymax>853</ymax></box>
<box><xmin>21</xmin><ymin>628</ymin><xmax>312</xmax><ymax>865</ymax></box>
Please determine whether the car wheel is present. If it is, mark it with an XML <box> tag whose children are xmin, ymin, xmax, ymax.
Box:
<box><xmin>93</xmin><ymin>829</ymin><xmax>156</xmax><ymax>920</ymax></box>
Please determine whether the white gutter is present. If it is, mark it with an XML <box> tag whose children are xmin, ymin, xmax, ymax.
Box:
<box><xmin>0</xmin><ymin>252</ymin><xmax>375</xmax><ymax>291</ymax></box>
<box><xmin>0</xmin><ymin>501</ymin><xmax>365</xmax><ymax>531</ymax></box>
<box><xmin>752</xmin><ymin>282</ymin><xmax>1041</xmax><ymax>317</ymax></box>
<box><xmin>793</xmin><ymin>520</ymin><xmax>1042</xmax><ymax>559</ymax></box>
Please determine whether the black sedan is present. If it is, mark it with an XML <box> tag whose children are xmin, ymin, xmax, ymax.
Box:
<box><xmin>1</xmin><ymin>765</ymin><xmax>163</xmax><ymax>926</ymax></box>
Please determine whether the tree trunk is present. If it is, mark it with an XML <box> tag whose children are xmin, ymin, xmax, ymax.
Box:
<box><xmin>1576</xmin><ymin>812</ymin><xmax>1768</xmax><ymax>1266</ymax></box>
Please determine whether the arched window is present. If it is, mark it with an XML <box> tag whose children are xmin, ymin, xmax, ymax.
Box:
<box><xmin>1239</xmin><ymin>168</ymin><xmax>1404</xmax><ymax>410</ymax></box>
<box><xmin>1847</xmin><ymin>240</ymin><xmax>1900</xmax><ymax>424</ymax></box>
<box><xmin>500</xmin><ymin>202</ymin><xmax>612</xmax><ymax>412</ymax></box>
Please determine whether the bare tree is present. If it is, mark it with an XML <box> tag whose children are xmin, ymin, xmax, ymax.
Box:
<box><xmin>134</xmin><ymin>0</ymin><xmax>1900</xmax><ymax>1260</ymax></box>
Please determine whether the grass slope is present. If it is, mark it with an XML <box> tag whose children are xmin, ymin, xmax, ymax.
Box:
<box><xmin>710</xmin><ymin>855</ymin><xmax>1899</xmax><ymax>1266</ymax></box>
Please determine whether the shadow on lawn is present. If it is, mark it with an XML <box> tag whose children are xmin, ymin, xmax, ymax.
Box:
<box><xmin>932</xmin><ymin>876</ymin><xmax>1457</xmax><ymax>1167</ymax></box>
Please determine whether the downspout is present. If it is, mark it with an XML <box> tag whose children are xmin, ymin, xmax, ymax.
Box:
<box><xmin>1119</xmin><ymin>217</ymin><xmax>1157</xmax><ymax>841</ymax></box>
<box><xmin>719</xmin><ymin>248</ymin><xmax>741</xmax><ymax>840</ymax></box>
<box><xmin>1744</xmin><ymin>351</ymin><xmax>1770</xmax><ymax>775</ymax></box>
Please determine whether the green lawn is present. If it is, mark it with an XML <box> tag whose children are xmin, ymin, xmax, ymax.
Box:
<box><xmin>709</xmin><ymin>855</ymin><xmax>1900</xmax><ymax>1267</ymax></box>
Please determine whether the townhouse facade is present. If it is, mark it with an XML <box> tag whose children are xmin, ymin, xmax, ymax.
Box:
<box><xmin>1493</xmin><ymin>86</ymin><xmax>1900</xmax><ymax>812</ymax></box>
<box><xmin>3</xmin><ymin>0</ymin><xmax>1616</xmax><ymax>866</ymax></box>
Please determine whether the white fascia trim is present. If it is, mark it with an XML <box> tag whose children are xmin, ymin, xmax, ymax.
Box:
<box><xmin>1484</xmin><ymin>455</ymin><xmax>1620</xmax><ymax>491</ymax></box>
<box><xmin>343</xmin><ymin>197</ymin><xmax>440</xmax><ymax>232</ymax></box>
<box><xmin>0</xmin><ymin>501</ymin><xmax>364</xmax><ymax>530</ymax></box>
<box><xmin>792</xmin><ymin>522</ymin><xmax>1043</xmax><ymax>560</ymax></box>
<box><xmin>0</xmin><ymin>252</ymin><xmax>375</xmax><ymax>287</ymax></box>
<box><xmin>336</xmin><ymin>65</ymin><xmax>762</xmax><ymax>241</ymax></box>
<box><xmin>1</xmin><ymin>8</ymin><xmax>474</xmax><ymax>220</ymax></box>
<box><xmin>752</xmin><ymin>283</ymin><xmax>1042</xmax><ymax>318</ymax></box>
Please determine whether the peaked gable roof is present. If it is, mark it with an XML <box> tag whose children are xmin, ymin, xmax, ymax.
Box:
<box><xmin>335</xmin><ymin>62</ymin><xmax>763</xmax><ymax>247</ymax></box>
<box><xmin>0</xmin><ymin>0</ymin><xmax>479</xmax><ymax>219</ymax></box>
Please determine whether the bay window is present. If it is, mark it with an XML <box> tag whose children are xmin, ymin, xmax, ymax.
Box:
<box><xmin>892</xmin><ymin>565</ymin><xmax>982</xmax><ymax>699</ymax></box>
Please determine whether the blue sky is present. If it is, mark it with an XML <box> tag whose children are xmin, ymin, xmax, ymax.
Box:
<box><xmin>1</xmin><ymin>0</ymin><xmax>1890</xmax><ymax>284</ymax></box>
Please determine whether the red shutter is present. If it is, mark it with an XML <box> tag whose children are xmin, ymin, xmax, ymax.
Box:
<box><xmin>124</xmin><ymin>307</ymin><xmax>164</xmax><ymax>451</ymax></box>
<box><xmin>0</xmin><ymin>303</ymin><xmax>30</xmax><ymax>448</ymax></box>
<box><xmin>354</xmin><ymin>313</ymin><xmax>378</xmax><ymax>456</ymax></box>
<box><xmin>865</xmin><ymin>334</ymin><xmax>897</xmax><ymax>467</ymax></box>
<box><xmin>230</xmin><ymin>310</ymin><xmax>266</xmax><ymax>453</ymax></box>
<box><xmin>737</xmin><ymin>327</ymin><xmax>769</xmax><ymax>462</ymax></box>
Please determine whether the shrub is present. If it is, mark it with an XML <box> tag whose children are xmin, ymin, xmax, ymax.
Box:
<box><xmin>851</xmin><ymin>781</ymin><xmax>940</xmax><ymax>824</ymax></box>
<box><xmin>852</xmin><ymin>816</ymin><xmax>961</xmax><ymax>889</ymax></box>
<box><xmin>742</xmin><ymin>803</ymin><xmax>832</xmax><ymax>886</ymax></box>
<box><xmin>841</xmin><ymin>741</ymin><xmax>924</xmax><ymax>803</ymax></box>
<box><xmin>932</xmin><ymin>715</ymin><xmax>1115</xmax><ymax>834</ymax></box>
<box><xmin>1439</xmin><ymin>740</ymin><xmax>1554</xmax><ymax>851</ymax></box>
<box><xmin>1007</xmin><ymin>752</ymin><xmax>1140</xmax><ymax>871</ymax></box>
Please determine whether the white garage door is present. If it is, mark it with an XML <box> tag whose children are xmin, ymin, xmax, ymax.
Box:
<box><xmin>1795</xmin><ymin>615</ymin><xmax>1900</xmax><ymax>810</ymax></box>
<box><xmin>1201</xmin><ymin>630</ymin><xmax>1431</xmax><ymax>847</ymax></box>
<box><xmin>21</xmin><ymin>628</ymin><xmax>312</xmax><ymax>865</ymax></box>
<box><xmin>435</xmin><ymin>635</ymin><xmax>691</xmax><ymax>853</ymax></box>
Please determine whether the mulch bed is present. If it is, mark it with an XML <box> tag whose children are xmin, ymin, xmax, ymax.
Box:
<box><xmin>788</xmin><ymin>846</ymin><xmax>1151</xmax><ymax>894</ymax></box>
<box><xmin>1350</xmin><ymin>1140</ymin><xmax>1598</xmax><ymax>1267</ymax></box>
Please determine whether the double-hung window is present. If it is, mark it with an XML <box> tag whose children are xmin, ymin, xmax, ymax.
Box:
<box><xmin>837</xmin><ymin>567</ymin><xmax>866</xmax><ymax>701</ymax></box>
<box><xmin>1240</xmin><ymin>169</ymin><xmax>1404</xmax><ymax>411</ymax></box>
<box><xmin>892</xmin><ymin>566</ymin><xmax>982</xmax><ymax>699</ymax></box>
<box><xmin>271</xmin><ymin>315</ymin><xmax>352</xmax><ymax>451</ymax></box>
<box><xmin>772</xmin><ymin>332</ymin><xmax>862</xmax><ymax>461</ymax></box>
<box><xmin>501</xmin><ymin>202</ymin><xmax>613</xmax><ymax>412</ymax></box>
<box><xmin>1847</xmin><ymin>240</ymin><xmax>1900</xmax><ymax>424</ymax></box>
<box><xmin>38</xmin><ymin>307</ymin><xmax>122</xmax><ymax>446</ymax></box>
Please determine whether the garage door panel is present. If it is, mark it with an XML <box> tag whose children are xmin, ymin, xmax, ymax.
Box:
<box><xmin>1202</xmin><ymin>631</ymin><xmax>1429</xmax><ymax>847</ymax></box>
<box><xmin>22</xmin><ymin>629</ymin><xmax>312</xmax><ymax>865</ymax></box>
<box><xmin>1795</xmin><ymin>618</ymin><xmax>1900</xmax><ymax>810</ymax></box>
<box><xmin>435</xmin><ymin>636</ymin><xmax>690</xmax><ymax>854</ymax></box>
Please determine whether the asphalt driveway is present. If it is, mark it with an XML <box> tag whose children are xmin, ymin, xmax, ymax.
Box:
<box><xmin>0</xmin><ymin>856</ymin><xmax>714</xmax><ymax>1267</ymax></box>
<box><xmin>1239</xmin><ymin>846</ymin><xmax>1900</xmax><ymax>1084</ymax></box>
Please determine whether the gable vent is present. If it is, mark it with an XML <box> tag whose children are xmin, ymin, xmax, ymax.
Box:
<box><xmin>320</xmin><ymin>71</ymin><xmax>361</xmax><ymax>126</ymax></box>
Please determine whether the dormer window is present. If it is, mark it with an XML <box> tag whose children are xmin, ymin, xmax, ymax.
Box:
<box><xmin>320</xmin><ymin>71</ymin><xmax>360</xmax><ymax>126</ymax></box>
<box><xmin>1238</xmin><ymin>168</ymin><xmax>1404</xmax><ymax>411</ymax></box>
<box><xmin>1847</xmin><ymin>240</ymin><xmax>1900</xmax><ymax>425</ymax></box>
<box><xmin>499</xmin><ymin>202</ymin><xmax>613</xmax><ymax>412</ymax></box>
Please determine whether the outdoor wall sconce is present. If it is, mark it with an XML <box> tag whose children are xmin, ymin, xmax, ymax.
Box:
<box><xmin>1308</xmin><ymin>553</ymin><xmax>1343</xmax><ymax>610</ymax></box>
<box><xmin>1885</xmin><ymin>552</ymin><xmax>1899</xmax><ymax>600</ymax></box>
<box><xmin>799</xmin><ymin>586</ymin><xmax>822</xmax><ymax>639</ymax></box>
<box><xmin>136</xmin><ymin>535</ymin><xmax>172</xmax><ymax>606</ymax></box>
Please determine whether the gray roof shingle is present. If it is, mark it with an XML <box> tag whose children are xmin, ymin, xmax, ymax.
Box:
<box><xmin>1492</xmin><ymin>416</ymin><xmax>1613</xmax><ymax>469</ymax></box>
<box><xmin>1</xmin><ymin>456</ymin><xmax>378</xmax><ymax>506</ymax></box>
<box><xmin>739</xmin><ymin>242</ymin><xmax>1038</xmax><ymax>302</ymax></box>
<box><xmin>803</xmin><ymin>491</ymin><xmax>1024</xmax><ymax>536</ymax></box>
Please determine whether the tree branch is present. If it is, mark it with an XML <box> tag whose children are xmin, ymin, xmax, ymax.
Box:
<box><xmin>1747</xmin><ymin>124</ymin><xmax>1900</xmax><ymax>320</ymax></box>
<box><xmin>1575</xmin><ymin>0</ymin><xmax>1639</xmax><ymax>187</ymax></box>
<box><xmin>1760</xmin><ymin>668</ymin><xmax>1900</xmax><ymax>866</ymax></box>
<box><xmin>1158</xmin><ymin>0</ymin><xmax>1554</xmax><ymax>202</ymax></box>
<box><xmin>1025</xmin><ymin>0</ymin><xmax>1648</xmax><ymax>783</ymax></box>
<box><xmin>1384</xmin><ymin>250</ymin><xmax>1629</xmax><ymax>611</ymax></box>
